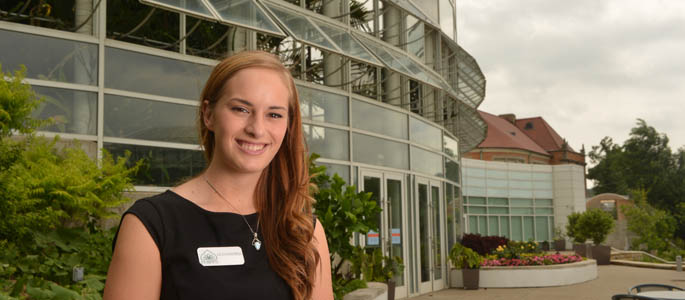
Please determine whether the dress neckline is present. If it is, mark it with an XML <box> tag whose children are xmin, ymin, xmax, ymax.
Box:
<box><xmin>165</xmin><ymin>190</ymin><xmax>259</xmax><ymax>217</ymax></box>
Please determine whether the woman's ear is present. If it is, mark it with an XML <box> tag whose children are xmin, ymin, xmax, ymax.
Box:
<box><xmin>202</xmin><ymin>100</ymin><xmax>214</xmax><ymax>131</ymax></box>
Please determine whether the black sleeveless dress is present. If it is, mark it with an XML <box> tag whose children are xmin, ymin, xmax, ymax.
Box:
<box><xmin>113</xmin><ymin>190</ymin><xmax>293</xmax><ymax>300</ymax></box>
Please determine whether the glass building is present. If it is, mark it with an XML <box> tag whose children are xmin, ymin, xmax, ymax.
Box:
<box><xmin>0</xmin><ymin>0</ymin><xmax>487</xmax><ymax>297</ymax></box>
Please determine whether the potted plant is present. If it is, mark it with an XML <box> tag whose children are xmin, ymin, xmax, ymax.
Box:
<box><xmin>353</xmin><ymin>247</ymin><xmax>404</xmax><ymax>300</ymax></box>
<box><xmin>449</xmin><ymin>243</ymin><xmax>483</xmax><ymax>290</ymax></box>
<box><xmin>383</xmin><ymin>255</ymin><xmax>404</xmax><ymax>300</ymax></box>
<box><xmin>578</xmin><ymin>209</ymin><xmax>615</xmax><ymax>265</ymax></box>
<box><xmin>566</xmin><ymin>212</ymin><xmax>590</xmax><ymax>257</ymax></box>
<box><xmin>553</xmin><ymin>226</ymin><xmax>566</xmax><ymax>251</ymax></box>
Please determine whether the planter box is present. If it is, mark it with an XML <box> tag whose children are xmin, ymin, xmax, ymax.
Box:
<box><xmin>462</xmin><ymin>268</ymin><xmax>479</xmax><ymax>290</ymax></box>
<box><xmin>554</xmin><ymin>239</ymin><xmax>566</xmax><ymax>251</ymax></box>
<box><xmin>450</xmin><ymin>260</ymin><xmax>597</xmax><ymax>288</ymax></box>
<box><xmin>591</xmin><ymin>245</ymin><xmax>611</xmax><ymax>265</ymax></box>
<box><xmin>573</xmin><ymin>243</ymin><xmax>591</xmax><ymax>258</ymax></box>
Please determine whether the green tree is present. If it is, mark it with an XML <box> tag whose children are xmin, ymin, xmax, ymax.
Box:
<box><xmin>587</xmin><ymin>119</ymin><xmax>685</xmax><ymax>238</ymax></box>
<box><xmin>621</xmin><ymin>189</ymin><xmax>679</xmax><ymax>257</ymax></box>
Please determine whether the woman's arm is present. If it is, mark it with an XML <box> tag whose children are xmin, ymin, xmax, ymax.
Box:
<box><xmin>103</xmin><ymin>214</ymin><xmax>162</xmax><ymax>300</ymax></box>
<box><xmin>311</xmin><ymin>218</ymin><xmax>334</xmax><ymax>300</ymax></box>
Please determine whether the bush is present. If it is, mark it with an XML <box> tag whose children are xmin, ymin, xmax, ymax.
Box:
<box><xmin>578</xmin><ymin>209</ymin><xmax>615</xmax><ymax>245</ymax></box>
<box><xmin>448</xmin><ymin>242</ymin><xmax>483</xmax><ymax>269</ymax></box>
<box><xmin>460</xmin><ymin>234</ymin><xmax>509</xmax><ymax>256</ymax></box>
<box><xmin>566</xmin><ymin>212</ymin><xmax>587</xmax><ymax>244</ymax></box>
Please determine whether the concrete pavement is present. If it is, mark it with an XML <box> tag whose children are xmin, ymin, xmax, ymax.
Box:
<box><xmin>406</xmin><ymin>265</ymin><xmax>685</xmax><ymax>300</ymax></box>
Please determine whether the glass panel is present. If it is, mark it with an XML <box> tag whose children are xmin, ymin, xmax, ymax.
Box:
<box><xmin>486</xmin><ymin>169</ymin><xmax>507</xmax><ymax>179</ymax></box>
<box><xmin>353</xmin><ymin>34</ymin><xmax>411</xmax><ymax>74</ymax></box>
<box><xmin>363</xmin><ymin>176</ymin><xmax>382</xmax><ymax>248</ymax></box>
<box><xmin>445</xmin><ymin>184</ymin><xmax>455</xmax><ymax>254</ymax></box>
<box><xmin>487</xmin><ymin>178</ymin><xmax>507</xmax><ymax>188</ymax></box>
<box><xmin>533</xmin><ymin>181</ymin><xmax>552</xmax><ymax>189</ymax></box>
<box><xmin>264</xmin><ymin>3</ymin><xmax>337</xmax><ymax>51</ymax></box>
<box><xmin>445</xmin><ymin>159</ymin><xmax>459</xmax><ymax>183</ymax></box>
<box><xmin>313</xmin><ymin>21</ymin><xmax>380</xmax><ymax>65</ymax></box>
<box><xmin>405</xmin><ymin>15</ymin><xmax>424</xmax><ymax>58</ymax></box>
<box><xmin>467</xmin><ymin>197</ymin><xmax>485</xmax><ymax>205</ymax></box>
<box><xmin>438</xmin><ymin>0</ymin><xmax>455</xmax><ymax>40</ymax></box>
<box><xmin>467</xmin><ymin>186</ymin><xmax>486</xmax><ymax>197</ymax></box>
<box><xmin>465</xmin><ymin>167</ymin><xmax>485</xmax><ymax>177</ymax></box>
<box><xmin>297</xmin><ymin>85</ymin><xmax>348</xmax><ymax>125</ymax></box>
<box><xmin>104</xmin><ymin>94</ymin><xmax>196</xmax><ymax>144</ymax></box>
<box><xmin>418</xmin><ymin>183</ymin><xmax>430</xmax><ymax>282</ymax></box>
<box><xmin>431</xmin><ymin>185</ymin><xmax>442</xmax><ymax>280</ymax></box>
<box><xmin>409</xmin><ymin>117</ymin><xmax>441</xmax><ymax>150</ymax></box>
<box><xmin>303</xmin><ymin>124</ymin><xmax>349</xmax><ymax>160</ymax></box>
<box><xmin>510</xmin><ymin>189</ymin><xmax>533</xmax><ymax>198</ymax></box>
<box><xmin>511</xmin><ymin>198</ymin><xmax>533</xmax><ymax>206</ymax></box>
<box><xmin>488</xmin><ymin>207</ymin><xmax>508</xmax><ymax>214</ymax></box>
<box><xmin>105</xmin><ymin>143</ymin><xmax>205</xmax><ymax>186</ymax></box>
<box><xmin>0</xmin><ymin>29</ymin><xmax>97</xmax><ymax>85</ymax></box>
<box><xmin>468</xmin><ymin>206</ymin><xmax>485</xmax><ymax>214</ymax></box>
<box><xmin>510</xmin><ymin>180</ymin><xmax>532</xmax><ymax>189</ymax></box>
<box><xmin>351</xmin><ymin>99</ymin><xmax>407</xmax><ymax>139</ymax></box>
<box><xmin>466</xmin><ymin>177</ymin><xmax>485</xmax><ymax>187</ymax></box>
<box><xmin>535</xmin><ymin>208</ymin><xmax>553</xmax><ymax>215</ymax></box>
<box><xmin>511</xmin><ymin>216</ymin><xmax>522</xmax><ymax>241</ymax></box>
<box><xmin>478</xmin><ymin>216</ymin><xmax>487</xmax><ymax>235</ymax></box>
<box><xmin>535</xmin><ymin>199</ymin><xmax>553</xmax><ymax>207</ymax></box>
<box><xmin>523</xmin><ymin>217</ymin><xmax>535</xmax><ymax>241</ymax></box>
<box><xmin>443</xmin><ymin>136</ymin><xmax>458</xmax><ymax>159</ymax></box>
<box><xmin>500</xmin><ymin>216</ymin><xmax>510</xmax><ymax>238</ymax></box>
<box><xmin>352</xmin><ymin>133</ymin><xmax>408</xmax><ymax>169</ymax></box>
<box><xmin>534</xmin><ymin>190</ymin><xmax>554</xmax><ymax>198</ymax></box>
<box><xmin>509</xmin><ymin>171</ymin><xmax>531</xmax><ymax>180</ymax></box>
<box><xmin>488</xmin><ymin>197</ymin><xmax>508</xmax><ymax>206</ymax></box>
<box><xmin>105</xmin><ymin>47</ymin><xmax>212</xmax><ymax>100</ymax></box>
<box><xmin>32</xmin><ymin>86</ymin><xmax>97</xmax><ymax>135</ymax></box>
<box><xmin>532</xmin><ymin>172</ymin><xmax>552</xmax><ymax>180</ymax></box>
<box><xmin>511</xmin><ymin>208</ymin><xmax>533</xmax><ymax>215</ymax></box>
<box><xmin>207</xmin><ymin>0</ymin><xmax>284</xmax><ymax>35</ymax></box>
<box><xmin>320</xmin><ymin>163</ymin><xmax>350</xmax><ymax>183</ymax></box>
<box><xmin>143</xmin><ymin>0</ymin><xmax>213</xmax><ymax>18</ymax></box>
<box><xmin>388</xmin><ymin>178</ymin><xmax>404</xmax><ymax>286</ymax></box>
<box><xmin>468</xmin><ymin>216</ymin><xmax>477</xmax><ymax>234</ymax></box>
<box><xmin>411</xmin><ymin>147</ymin><xmax>443</xmax><ymax>177</ymax></box>
<box><xmin>488</xmin><ymin>188</ymin><xmax>508</xmax><ymax>197</ymax></box>
<box><xmin>535</xmin><ymin>217</ymin><xmax>550</xmax><ymax>241</ymax></box>
<box><xmin>488</xmin><ymin>216</ymin><xmax>499</xmax><ymax>236</ymax></box>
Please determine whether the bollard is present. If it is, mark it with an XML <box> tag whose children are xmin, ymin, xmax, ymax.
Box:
<box><xmin>677</xmin><ymin>256</ymin><xmax>682</xmax><ymax>272</ymax></box>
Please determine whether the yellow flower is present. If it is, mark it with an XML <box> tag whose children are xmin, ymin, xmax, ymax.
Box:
<box><xmin>521</xmin><ymin>246</ymin><xmax>524</xmax><ymax>249</ymax></box>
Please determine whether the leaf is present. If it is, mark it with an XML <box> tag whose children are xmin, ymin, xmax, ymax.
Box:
<box><xmin>49</xmin><ymin>283</ymin><xmax>81</xmax><ymax>300</ymax></box>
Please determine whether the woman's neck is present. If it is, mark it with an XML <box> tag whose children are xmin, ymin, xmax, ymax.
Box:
<box><xmin>202</xmin><ymin>164</ymin><xmax>262</xmax><ymax>213</ymax></box>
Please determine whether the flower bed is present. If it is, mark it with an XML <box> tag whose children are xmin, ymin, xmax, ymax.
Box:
<box><xmin>481</xmin><ymin>253</ymin><xmax>584</xmax><ymax>267</ymax></box>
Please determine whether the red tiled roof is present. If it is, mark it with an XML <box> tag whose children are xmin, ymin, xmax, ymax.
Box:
<box><xmin>477</xmin><ymin>111</ymin><xmax>549</xmax><ymax>156</ymax></box>
<box><xmin>515</xmin><ymin>117</ymin><xmax>574</xmax><ymax>152</ymax></box>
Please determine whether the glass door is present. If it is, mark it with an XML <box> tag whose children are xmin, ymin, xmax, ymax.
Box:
<box><xmin>360</xmin><ymin>169</ymin><xmax>408</xmax><ymax>298</ymax></box>
<box><xmin>415</xmin><ymin>177</ymin><xmax>445</xmax><ymax>294</ymax></box>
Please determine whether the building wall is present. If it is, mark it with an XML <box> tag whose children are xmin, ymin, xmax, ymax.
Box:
<box><xmin>464</xmin><ymin>149</ymin><xmax>550</xmax><ymax>164</ymax></box>
<box><xmin>551</xmin><ymin>164</ymin><xmax>587</xmax><ymax>236</ymax></box>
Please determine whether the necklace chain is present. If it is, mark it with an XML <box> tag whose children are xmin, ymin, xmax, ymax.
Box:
<box><xmin>203</xmin><ymin>175</ymin><xmax>262</xmax><ymax>251</ymax></box>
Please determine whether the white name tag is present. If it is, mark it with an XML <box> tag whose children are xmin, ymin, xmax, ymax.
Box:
<box><xmin>197</xmin><ymin>246</ymin><xmax>245</xmax><ymax>267</ymax></box>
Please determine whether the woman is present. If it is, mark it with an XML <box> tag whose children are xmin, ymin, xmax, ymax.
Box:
<box><xmin>104</xmin><ymin>51</ymin><xmax>333</xmax><ymax>300</ymax></box>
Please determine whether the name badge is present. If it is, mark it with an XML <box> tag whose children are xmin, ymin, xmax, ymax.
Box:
<box><xmin>197</xmin><ymin>246</ymin><xmax>245</xmax><ymax>267</ymax></box>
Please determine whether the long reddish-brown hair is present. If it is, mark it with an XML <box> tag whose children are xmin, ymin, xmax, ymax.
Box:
<box><xmin>198</xmin><ymin>51</ymin><xmax>319</xmax><ymax>300</ymax></box>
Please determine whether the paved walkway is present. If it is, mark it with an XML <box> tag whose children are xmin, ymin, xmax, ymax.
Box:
<box><xmin>406</xmin><ymin>265</ymin><xmax>685</xmax><ymax>300</ymax></box>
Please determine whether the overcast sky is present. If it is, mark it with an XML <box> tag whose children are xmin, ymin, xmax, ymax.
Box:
<box><xmin>456</xmin><ymin>0</ymin><xmax>685</xmax><ymax>162</ymax></box>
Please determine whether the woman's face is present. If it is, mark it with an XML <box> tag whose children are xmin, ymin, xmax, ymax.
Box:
<box><xmin>204</xmin><ymin>67</ymin><xmax>290</xmax><ymax>175</ymax></box>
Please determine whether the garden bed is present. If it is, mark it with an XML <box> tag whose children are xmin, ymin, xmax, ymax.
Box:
<box><xmin>450</xmin><ymin>259</ymin><xmax>597</xmax><ymax>288</ymax></box>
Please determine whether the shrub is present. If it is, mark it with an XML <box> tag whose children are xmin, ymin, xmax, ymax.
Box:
<box><xmin>566</xmin><ymin>212</ymin><xmax>587</xmax><ymax>244</ymax></box>
<box><xmin>460</xmin><ymin>233</ymin><xmax>509</xmax><ymax>256</ymax></box>
<box><xmin>449</xmin><ymin>242</ymin><xmax>483</xmax><ymax>269</ymax></box>
<box><xmin>578</xmin><ymin>209</ymin><xmax>615</xmax><ymax>245</ymax></box>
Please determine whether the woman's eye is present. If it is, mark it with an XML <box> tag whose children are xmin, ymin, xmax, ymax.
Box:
<box><xmin>232</xmin><ymin>107</ymin><xmax>249</xmax><ymax>113</ymax></box>
<box><xmin>269</xmin><ymin>113</ymin><xmax>283</xmax><ymax>119</ymax></box>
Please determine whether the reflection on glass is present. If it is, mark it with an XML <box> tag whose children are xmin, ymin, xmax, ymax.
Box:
<box><xmin>478</xmin><ymin>216</ymin><xmax>487</xmax><ymax>235</ymax></box>
<box><xmin>105</xmin><ymin>47</ymin><xmax>212</xmax><ymax>100</ymax></box>
<box><xmin>444</xmin><ymin>136</ymin><xmax>458</xmax><ymax>159</ymax></box>
<box><xmin>0</xmin><ymin>29</ymin><xmax>97</xmax><ymax>85</ymax></box>
<box><xmin>264</xmin><ymin>3</ymin><xmax>336</xmax><ymax>51</ymax></box>
<box><xmin>410</xmin><ymin>117</ymin><xmax>441</xmax><ymax>150</ymax></box>
<box><xmin>500</xmin><ymin>216</ymin><xmax>510</xmax><ymax>238</ymax></box>
<box><xmin>489</xmin><ymin>207</ymin><xmax>508</xmax><ymax>214</ymax></box>
<box><xmin>353</xmin><ymin>34</ymin><xmax>411</xmax><ymax>74</ymax></box>
<box><xmin>438</xmin><ymin>0</ymin><xmax>455</xmax><ymax>39</ymax></box>
<box><xmin>363</xmin><ymin>176</ymin><xmax>382</xmax><ymax>248</ymax></box>
<box><xmin>320</xmin><ymin>163</ymin><xmax>350</xmax><ymax>183</ymax></box>
<box><xmin>418</xmin><ymin>183</ymin><xmax>429</xmax><ymax>282</ymax></box>
<box><xmin>431</xmin><ymin>185</ymin><xmax>442</xmax><ymax>280</ymax></box>
<box><xmin>445</xmin><ymin>159</ymin><xmax>458</xmax><ymax>183</ymax></box>
<box><xmin>536</xmin><ymin>217</ymin><xmax>549</xmax><ymax>241</ymax></box>
<box><xmin>303</xmin><ymin>124</ymin><xmax>349</xmax><ymax>160</ymax></box>
<box><xmin>388</xmin><ymin>178</ymin><xmax>404</xmax><ymax>286</ymax></box>
<box><xmin>411</xmin><ymin>147</ymin><xmax>443</xmax><ymax>177</ymax></box>
<box><xmin>511</xmin><ymin>208</ymin><xmax>533</xmax><ymax>215</ymax></box>
<box><xmin>352</xmin><ymin>99</ymin><xmax>407</xmax><ymax>139</ymax></box>
<box><xmin>488</xmin><ymin>197</ymin><xmax>508</xmax><ymax>205</ymax></box>
<box><xmin>353</xmin><ymin>133</ymin><xmax>408</xmax><ymax>170</ymax></box>
<box><xmin>143</xmin><ymin>0</ymin><xmax>212</xmax><ymax>18</ymax></box>
<box><xmin>298</xmin><ymin>85</ymin><xmax>348</xmax><ymax>125</ymax></box>
<box><xmin>535</xmin><ymin>199</ymin><xmax>553</xmax><ymax>206</ymax></box>
<box><xmin>104</xmin><ymin>94</ymin><xmax>197</xmax><ymax>144</ymax></box>
<box><xmin>313</xmin><ymin>21</ymin><xmax>380</xmax><ymax>65</ymax></box>
<box><xmin>32</xmin><ymin>86</ymin><xmax>97</xmax><ymax>135</ymax></box>
<box><xmin>535</xmin><ymin>208</ymin><xmax>553</xmax><ymax>215</ymax></box>
<box><xmin>445</xmin><ymin>184</ymin><xmax>455</xmax><ymax>254</ymax></box>
<box><xmin>405</xmin><ymin>15</ymin><xmax>424</xmax><ymax>58</ymax></box>
<box><xmin>105</xmin><ymin>143</ymin><xmax>205</xmax><ymax>186</ymax></box>
<box><xmin>523</xmin><ymin>216</ymin><xmax>535</xmax><ymax>241</ymax></box>
<box><xmin>207</xmin><ymin>0</ymin><xmax>284</xmax><ymax>35</ymax></box>
<box><xmin>488</xmin><ymin>216</ymin><xmax>499</xmax><ymax>236</ymax></box>
<box><xmin>511</xmin><ymin>216</ymin><xmax>522</xmax><ymax>241</ymax></box>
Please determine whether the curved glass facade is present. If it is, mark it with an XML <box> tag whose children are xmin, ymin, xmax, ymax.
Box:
<box><xmin>0</xmin><ymin>0</ymin><xmax>486</xmax><ymax>297</ymax></box>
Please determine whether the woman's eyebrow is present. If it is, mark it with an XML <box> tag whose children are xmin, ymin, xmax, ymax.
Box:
<box><xmin>230</xmin><ymin>98</ymin><xmax>286</xmax><ymax>111</ymax></box>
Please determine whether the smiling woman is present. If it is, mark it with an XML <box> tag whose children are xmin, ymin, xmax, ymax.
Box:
<box><xmin>104</xmin><ymin>51</ymin><xmax>334</xmax><ymax>300</ymax></box>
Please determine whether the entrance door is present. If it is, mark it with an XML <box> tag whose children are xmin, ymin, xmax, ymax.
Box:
<box><xmin>415</xmin><ymin>177</ymin><xmax>445</xmax><ymax>294</ymax></box>
<box><xmin>360</xmin><ymin>170</ymin><xmax>408</xmax><ymax>298</ymax></box>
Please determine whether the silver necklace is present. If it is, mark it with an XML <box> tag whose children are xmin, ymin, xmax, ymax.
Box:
<box><xmin>203</xmin><ymin>176</ymin><xmax>262</xmax><ymax>251</ymax></box>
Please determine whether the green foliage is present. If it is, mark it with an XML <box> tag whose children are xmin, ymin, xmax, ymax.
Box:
<box><xmin>566</xmin><ymin>212</ymin><xmax>587</xmax><ymax>244</ymax></box>
<box><xmin>0</xmin><ymin>64</ymin><xmax>45</xmax><ymax>139</ymax></box>
<box><xmin>622</xmin><ymin>189</ymin><xmax>680</xmax><ymax>259</ymax></box>
<box><xmin>308</xmin><ymin>154</ymin><xmax>381</xmax><ymax>299</ymax></box>
<box><xmin>588</xmin><ymin>119</ymin><xmax>685</xmax><ymax>238</ymax></box>
<box><xmin>566</xmin><ymin>209</ymin><xmax>615</xmax><ymax>245</ymax></box>
<box><xmin>350</xmin><ymin>248</ymin><xmax>404</xmax><ymax>283</ymax></box>
<box><xmin>448</xmin><ymin>243</ymin><xmax>482</xmax><ymax>269</ymax></box>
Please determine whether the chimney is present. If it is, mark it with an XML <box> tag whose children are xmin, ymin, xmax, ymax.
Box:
<box><xmin>499</xmin><ymin>113</ymin><xmax>516</xmax><ymax>124</ymax></box>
